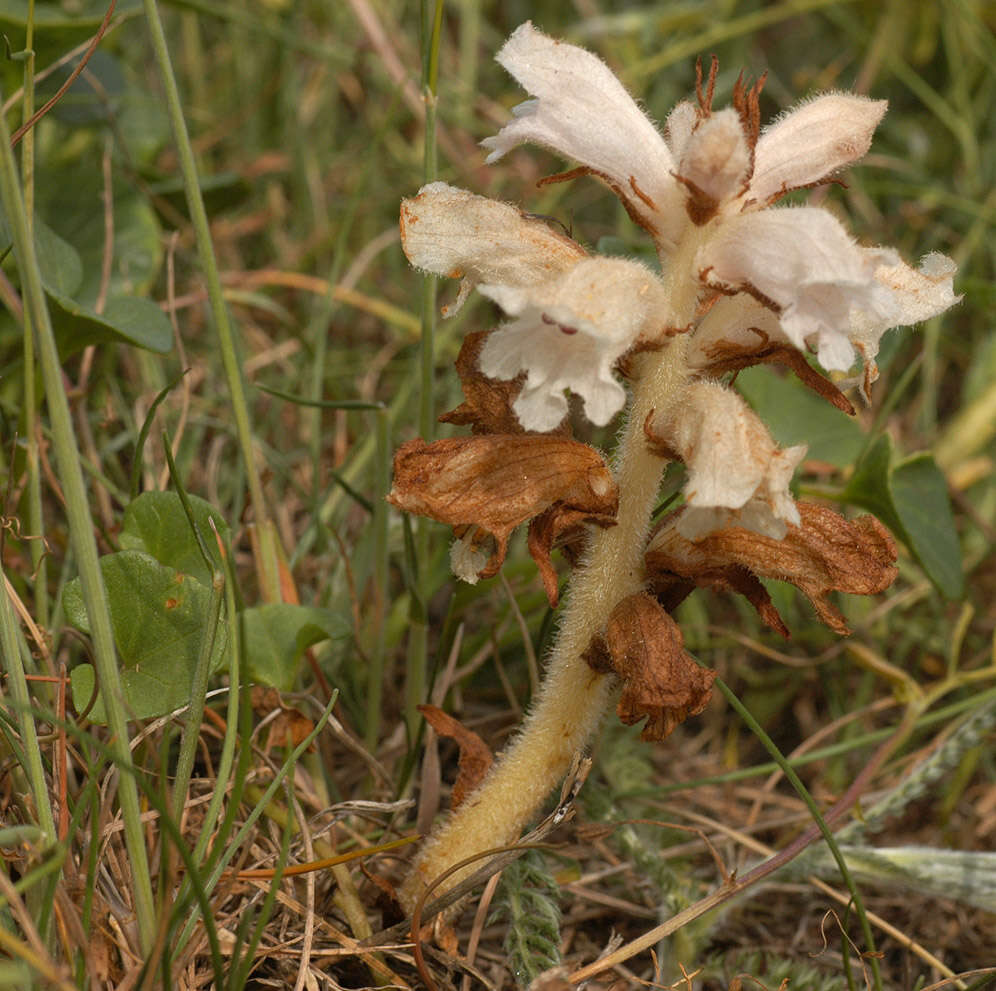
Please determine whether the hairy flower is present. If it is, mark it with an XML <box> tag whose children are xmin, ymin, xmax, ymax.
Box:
<box><xmin>484</xmin><ymin>23</ymin><xmax>958</xmax><ymax>385</ymax></box>
<box><xmin>400</xmin><ymin>181</ymin><xmax>585</xmax><ymax>315</ymax></box>
<box><xmin>645</xmin><ymin>503</ymin><xmax>898</xmax><ymax>636</ymax></box>
<box><xmin>476</xmin><ymin>257</ymin><xmax>673</xmax><ymax>430</ymax></box>
<box><xmin>481</xmin><ymin>24</ymin><xmax>687</xmax><ymax>248</ymax></box>
<box><xmin>646</xmin><ymin>380</ymin><xmax>805</xmax><ymax>539</ymax></box>
<box><xmin>401</xmin><ymin>182</ymin><xmax>674</xmax><ymax>432</ymax></box>
<box><xmin>387</xmin><ymin>435</ymin><xmax>618</xmax><ymax>604</ymax></box>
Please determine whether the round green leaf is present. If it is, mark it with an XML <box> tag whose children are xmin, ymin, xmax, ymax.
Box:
<box><xmin>66</xmin><ymin>550</ymin><xmax>226</xmax><ymax>723</ymax></box>
<box><xmin>121</xmin><ymin>491</ymin><xmax>230</xmax><ymax>587</ymax></box>
<box><xmin>242</xmin><ymin>604</ymin><xmax>350</xmax><ymax>691</ymax></box>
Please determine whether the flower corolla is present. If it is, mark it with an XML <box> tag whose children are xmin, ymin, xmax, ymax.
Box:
<box><xmin>400</xmin><ymin>182</ymin><xmax>673</xmax><ymax>431</ymax></box>
<box><xmin>484</xmin><ymin>22</ymin><xmax>958</xmax><ymax>385</ymax></box>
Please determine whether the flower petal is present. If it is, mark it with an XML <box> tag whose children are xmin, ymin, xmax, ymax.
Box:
<box><xmin>399</xmin><ymin>181</ymin><xmax>585</xmax><ymax>313</ymax></box>
<box><xmin>848</xmin><ymin>251</ymin><xmax>960</xmax><ymax>369</ymax></box>
<box><xmin>482</xmin><ymin>22</ymin><xmax>684</xmax><ymax>245</ymax></box>
<box><xmin>676</xmin><ymin>107</ymin><xmax>751</xmax><ymax>222</ymax></box>
<box><xmin>750</xmin><ymin>93</ymin><xmax>887</xmax><ymax>205</ymax></box>
<box><xmin>646</xmin><ymin>380</ymin><xmax>805</xmax><ymax>539</ymax></box>
<box><xmin>698</xmin><ymin>207</ymin><xmax>897</xmax><ymax>372</ymax></box>
<box><xmin>478</xmin><ymin>257</ymin><xmax>670</xmax><ymax>431</ymax></box>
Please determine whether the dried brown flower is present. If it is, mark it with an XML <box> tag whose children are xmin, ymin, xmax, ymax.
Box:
<box><xmin>583</xmin><ymin>593</ymin><xmax>716</xmax><ymax>741</ymax></box>
<box><xmin>645</xmin><ymin>502</ymin><xmax>898</xmax><ymax>636</ymax></box>
<box><xmin>388</xmin><ymin>434</ymin><xmax>618</xmax><ymax>603</ymax></box>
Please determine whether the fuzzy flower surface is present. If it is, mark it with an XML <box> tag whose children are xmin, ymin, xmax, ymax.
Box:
<box><xmin>401</xmin><ymin>182</ymin><xmax>674</xmax><ymax>431</ymax></box>
<box><xmin>484</xmin><ymin>22</ymin><xmax>958</xmax><ymax>386</ymax></box>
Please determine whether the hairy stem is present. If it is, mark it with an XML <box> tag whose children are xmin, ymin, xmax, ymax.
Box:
<box><xmin>400</xmin><ymin>336</ymin><xmax>689</xmax><ymax>910</ymax></box>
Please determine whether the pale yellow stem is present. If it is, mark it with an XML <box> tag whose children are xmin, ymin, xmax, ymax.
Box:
<box><xmin>400</xmin><ymin>335</ymin><xmax>691</xmax><ymax>911</ymax></box>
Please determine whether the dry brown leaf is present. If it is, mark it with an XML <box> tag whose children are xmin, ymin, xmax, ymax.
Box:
<box><xmin>250</xmin><ymin>686</ymin><xmax>316</xmax><ymax>750</ymax></box>
<box><xmin>646</xmin><ymin>502</ymin><xmax>898</xmax><ymax>636</ymax></box>
<box><xmin>418</xmin><ymin>704</ymin><xmax>494</xmax><ymax>809</ymax></box>
<box><xmin>388</xmin><ymin>434</ymin><xmax>618</xmax><ymax>594</ymax></box>
<box><xmin>583</xmin><ymin>593</ymin><xmax>716</xmax><ymax>742</ymax></box>
<box><xmin>696</xmin><ymin>333</ymin><xmax>856</xmax><ymax>414</ymax></box>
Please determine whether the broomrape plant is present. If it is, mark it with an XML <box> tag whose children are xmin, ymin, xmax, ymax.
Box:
<box><xmin>390</xmin><ymin>22</ymin><xmax>959</xmax><ymax>911</ymax></box>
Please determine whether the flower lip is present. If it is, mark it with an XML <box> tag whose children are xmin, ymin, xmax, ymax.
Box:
<box><xmin>477</xmin><ymin>256</ymin><xmax>672</xmax><ymax>431</ymax></box>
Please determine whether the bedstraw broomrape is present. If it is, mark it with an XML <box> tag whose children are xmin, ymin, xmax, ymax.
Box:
<box><xmin>389</xmin><ymin>22</ymin><xmax>959</xmax><ymax>913</ymax></box>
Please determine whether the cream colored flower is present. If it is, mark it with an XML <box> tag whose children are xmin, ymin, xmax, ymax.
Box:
<box><xmin>484</xmin><ymin>24</ymin><xmax>958</xmax><ymax>382</ymax></box>
<box><xmin>400</xmin><ymin>182</ymin><xmax>673</xmax><ymax>432</ymax></box>
<box><xmin>646</xmin><ymin>380</ymin><xmax>805</xmax><ymax>539</ymax></box>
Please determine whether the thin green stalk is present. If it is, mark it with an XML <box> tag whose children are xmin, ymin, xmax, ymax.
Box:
<box><xmin>161</xmin><ymin>430</ymin><xmax>226</xmax><ymax>824</ymax></box>
<box><xmin>170</xmin><ymin>575</ymin><xmax>223</xmax><ymax>822</ymax></box>
<box><xmin>166</xmin><ymin>525</ymin><xmax>242</xmax><ymax>965</ymax></box>
<box><xmin>0</xmin><ymin>567</ymin><xmax>56</xmax><ymax>845</ymax></box>
<box><xmin>21</xmin><ymin>0</ymin><xmax>47</xmax><ymax>631</ymax></box>
<box><xmin>173</xmin><ymin>691</ymin><xmax>337</xmax><ymax>956</ymax></box>
<box><xmin>407</xmin><ymin>0</ymin><xmax>445</xmax><ymax>733</ymax></box>
<box><xmin>714</xmin><ymin>676</ymin><xmax>883</xmax><ymax>991</ymax></box>
<box><xmin>0</xmin><ymin>78</ymin><xmax>157</xmax><ymax>954</ymax></box>
<box><xmin>365</xmin><ymin>408</ymin><xmax>390</xmax><ymax>749</ymax></box>
<box><xmin>225</xmin><ymin>783</ymin><xmax>293</xmax><ymax>991</ymax></box>
<box><xmin>141</xmin><ymin>0</ymin><xmax>280</xmax><ymax>601</ymax></box>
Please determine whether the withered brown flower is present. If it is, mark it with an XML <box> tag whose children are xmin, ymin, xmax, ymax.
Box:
<box><xmin>583</xmin><ymin>593</ymin><xmax>716</xmax><ymax>741</ymax></box>
<box><xmin>388</xmin><ymin>434</ymin><xmax>618</xmax><ymax>605</ymax></box>
<box><xmin>645</xmin><ymin>502</ymin><xmax>898</xmax><ymax>636</ymax></box>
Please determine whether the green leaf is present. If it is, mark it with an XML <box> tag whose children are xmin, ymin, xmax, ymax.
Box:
<box><xmin>0</xmin><ymin>213</ymin><xmax>83</xmax><ymax>297</ymax></box>
<box><xmin>36</xmin><ymin>49</ymin><xmax>124</xmax><ymax>126</ymax></box>
<box><xmin>57</xmin><ymin>186</ymin><xmax>164</xmax><ymax>307</ymax></box>
<box><xmin>241</xmin><ymin>604</ymin><xmax>350</xmax><ymax>691</ymax></box>
<box><xmin>49</xmin><ymin>291</ymin><xmax>173</xmax><ymax>357</ymax></box>
<box><xmin>890</xmin><ymin>454</ymin><xmax>964</xmax><ymax>599</ymax></box>
<box><xmin>736</xmin><ymin>365</ymin><xmax>866</xmax><ymax>468</ymax></box>
<box><xmin>0</xmin><ymin>1</ymin><xmax>142</xmax><ymax>29</ymax></box>
<box><xmin>66</xmin><ymin>551</ymin><xmax>226</xmax><ymax>723</ymax></box>
<box><xmin>843</xmin><ymin>434</ymin><xmax>963</xmax><ymax>598</ymax></box>
<box><xmin>33</xmin><ymin>219</ymin><xmax>84</xmax><ymax>297</ymax></box>
<box><xmin>120</xmin><ymin>492</ymin><xmax>231</xmax><ymax>587</ymax></box>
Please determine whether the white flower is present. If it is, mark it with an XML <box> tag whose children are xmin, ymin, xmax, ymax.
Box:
<box><xmin>694</xmin><ymin>211</ymin><xmax>959</xmax><ymax>376</ymax></box>
<box><xmin>400</xmin><ymin>182</ymin><xmax>673</xmax><ymax>432</ymax></box>
<box><xmin>481</xmin><ymin>22</ymin><xmax>687</xmax><ymax>249</ymax></box>
<box><xmin>479</xmin><ymin>257</ymin><xmax>670</xmax><ymax>430</ymax></box>
<box><xmin>400</xmin><ymin>181</ymin><xmax>585</xmax><ymax>314</ymax></box>
<box><xmin>648</xmin><ymin>380</ymin><xmax>805</xmax><ymax>540</ymax></box>
<box><xmin>484</xmin><ymin>25</ymin><xmax>958</xmax><ymax>381</ymax></box>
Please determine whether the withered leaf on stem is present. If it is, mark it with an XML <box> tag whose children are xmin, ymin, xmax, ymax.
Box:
<box><xmin>418</xmin><ymin>705</ymin><xmax>494</xmax><ymax>809</ymax></box>
<box><xmin>583</xmin><ymin>593</ymin><xmax>716</xmax><ymax>742</ymax></box>
<box><xmin>645</xmin><ymin>502</ymin><xmax>898</xmax><ymax>636</ymax></box>
<box><xmin>697</xmin><ymin>334</ymin><xmax>856</xmax><ymax>415</ymax></box>
<box><xmin>388</xmin><ymin>434</ymin><xmax>618</xmax><ymax>597</ymax></box>
<box><xmin>439</xmin><ymin>330</ymin><xmax>570</xmax><ymax>436</ymax></box>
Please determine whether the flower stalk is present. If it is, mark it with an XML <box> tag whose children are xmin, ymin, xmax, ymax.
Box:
<box><xmin>401</xmin><ymin>340</ymin><xmax>690</xmax><ymax>906</ymax></box>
